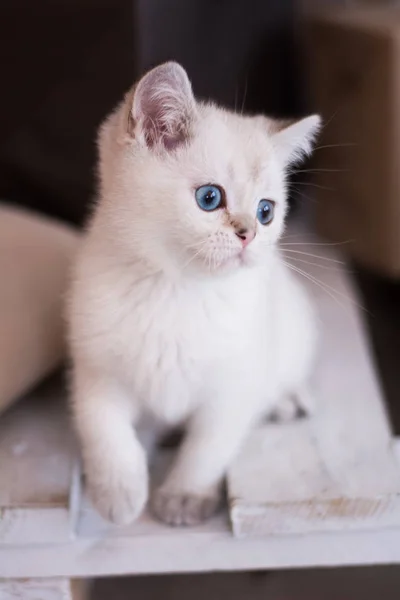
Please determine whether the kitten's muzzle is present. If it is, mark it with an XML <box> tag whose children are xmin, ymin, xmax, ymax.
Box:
<box><xmin>236</xmin><ymin>227</ymin><xmax>255</xmax><ymax>248</ymax></box>
<box><xmin>231</xmin><ymin>215</ymin><xmax>256</xmax><ymax>248</ymax></box>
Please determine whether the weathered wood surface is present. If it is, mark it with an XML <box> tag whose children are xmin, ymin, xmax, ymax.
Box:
<box><xmin>0</xmin><ymin>578</ymin><xmax>75</xmax><ymax>600</ymax></box>
<box><xmin>0</xmin><ymin>378</ymin><xmax>78</xmax><ymax>545</ymax></box>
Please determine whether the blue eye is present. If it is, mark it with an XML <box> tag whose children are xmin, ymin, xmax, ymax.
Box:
<box><xmin>195</xmin><ymin>185</ymin><xmax>224</xmax><ymax>212</ymax></box>
<box><xmin>257</xmin><ymin>199</ymin><xmax>275</xmax><ymax>225</ymax></box>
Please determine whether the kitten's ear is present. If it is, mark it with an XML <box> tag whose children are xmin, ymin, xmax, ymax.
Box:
<box><xmin>130</xmin><ymin>62</ymin><xmax>197</xmax><ymax>150</ymax></box>
<box><xmin>272</xmin><ymin>115</ymin><xmax>321</xmax><ymax>166</ymax></box>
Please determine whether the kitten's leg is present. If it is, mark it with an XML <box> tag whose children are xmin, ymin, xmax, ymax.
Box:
<box><xmin>152</xmin><ymin>400</ymin><xmax>257</xmax><ymax>526</ymax></box>
<box><xmin>72</xmin><ymin>369</ymin><xmax>148</xmax><ymax>525</ymax></box>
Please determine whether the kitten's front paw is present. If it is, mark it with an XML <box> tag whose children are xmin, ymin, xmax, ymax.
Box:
<box><xmin>151</xmin><ymin>489</ymin><xmax>221</xmax><ymax>526</ymax></box>
<box><xmin>87</xmin><ymin>466</ymin><xmax>148</xmax><ymax>526</ymax></box>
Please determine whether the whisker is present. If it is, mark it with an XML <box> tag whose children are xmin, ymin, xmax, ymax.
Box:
<box><xmin>314</xmin><ymin>142</ymin><xmax>357</xmax><ymax>151</ymax></box>
<box><xmin>182</xmin><ymin>239</ymin><xmax>209</xmax><ymax>270</ymax></box>
<box><xmin>185</xmin><ymin>239</ymin><xmax>208</xmax><ymax>250</ymax></box>
<box><xmin>283</xmin><ymin>255</ymin><xmax>353</xmax><ymax>273</ymax></box>
<box><xmin>240</xmin><ymin>76</ymin><xmax>248</xmax><ymax>115</ymax></box>
<box><xmin>290</xmin><ymin>180</ymin><xmax>335</xmax><ymax>192</ymax></box>
<box><xmin>320</xmin><ymin>105</ymin><xmax>342</xmax><ymax>132</ymax></box>
<box><xmin>280</xmin><ymin>233</ymin><xmax>307</xmax><ymax>239</ymax></box>
<box><xmin>289</xmin><ymin>184</ymin><xmax>317</xmax><ymax>201</ymax></box>
<box><xmin>206</xmin><ymin>247</ymin><xmax>212</xmax><ymax>273</ymax></box>
<box><xmin>182</xmin><ymin>249</ymin><xmax>203</xmax><ymax>270</ymax></box>
<box><xmin>283</xmin><ymin>260</ymin><xmax>350</xmax><ymax>313</ymax></box>
<box><xmin>279</xmin><ymin>248</ymin><xmax>346</xmax><ymax>264</ymax></box>
<box><xmin>280</xmin><ymin>232</ymin><xmax>326</xmax><ymax>241</ymax></box>
<box><xmin>234</xmin><ymin>84</ymin><xmax>239</xmax><ymax>112</ymax></box>
<box><xmin>210</xmin><ymin>249</ymin><xmax>215</xmax><ymax>273</ymax></box>
<box><xmin>283</xmin><ymin>260</ymin><xmax>369</xmax><ymax>314</ymax></box>
<box><xmin>279</xmin><ymin>240</ymin><xmax>354</xmax><ymax>247</ymax></box>
<box><xmin>293</xmin><ymin>168</ymin><xmax>349</xmax><ymax>174</ymax></box>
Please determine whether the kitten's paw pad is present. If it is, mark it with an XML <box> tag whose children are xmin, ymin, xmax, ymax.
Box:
<box><xmin>270</xmin><ymin>389</ymin><xmax>315</xmax><ymax>423</ymax></box>
<box><xmin>151</xmin><ymin>490</ymin><xmax>221</xmax><ymax>526</ymax></box>
<box><xmin>88</xmin><ymin>473</ymin><xmax>148</xmax><ymax>526</ymax></box>
<box><xmin>294</xmin><ymin>387</ymin><xmax>316</xmax><ymax>416</ymax></box>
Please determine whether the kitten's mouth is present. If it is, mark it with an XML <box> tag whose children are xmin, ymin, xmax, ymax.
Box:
<box><xmin>186</xmin><ymin>244</ymin><xmax>252</xmax><ymax>273</ymax></box>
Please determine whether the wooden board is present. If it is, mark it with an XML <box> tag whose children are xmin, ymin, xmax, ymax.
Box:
<box><xmin>228</xmin><ymin>220</ymin><xmax>400</xmax><ymax>537</ymax></box>
<box><xmin>0</xmin><ymin>578</ymin><xmax>87</xmax><ymax>600</ymax></box>
<box><xmin>4</xmin><ymin>500</ymin><xmax>400</xmax><ymax>578</ymax></box>
<box><xmin>0</xmin><ymin>376</ymin><xmax>79</xmax><ymax>545</ymax></box>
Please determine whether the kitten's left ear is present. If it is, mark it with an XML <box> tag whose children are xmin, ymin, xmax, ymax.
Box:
<box><xmin>130</xmin><ymin>61</ymin><xmax>197</xmax><ymax>151</ymax></box>
<box><xmin>272</xmin><ymin>115</ymin><xmax>321</xmax><ymax>166</ymax></box>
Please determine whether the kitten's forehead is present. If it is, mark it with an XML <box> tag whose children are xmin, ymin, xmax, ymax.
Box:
<box><xmin>195</xmin><ymin>106</ymin><xmax>277</xmax><ymax>179</ymax></box>
<box><xmin>187</xmin><ymin>105</ymin><xmax>282</xmax><ymax>211</ymax></box>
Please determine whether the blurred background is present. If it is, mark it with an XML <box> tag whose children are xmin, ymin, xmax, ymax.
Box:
<box><xmin>0</xmin><ymin>0</ymin><xmax>399</xmax><ymax>598</ymax></box>
<box><xmin>0</xmin><ymin>0</ymin><xmax>307</xmax><ymax>226</ymax></box>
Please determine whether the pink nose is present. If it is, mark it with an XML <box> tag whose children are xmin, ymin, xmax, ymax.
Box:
<box><xmin>236</xmin><ymin>228</ymin><xmax>256</xmax><ymax>248</ymax></box>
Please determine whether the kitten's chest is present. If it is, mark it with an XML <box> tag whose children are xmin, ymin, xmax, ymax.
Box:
<box><xmin>114</xmin><ymin>273</ymin><xmax>261</xmax><ymax>419</ymax></box>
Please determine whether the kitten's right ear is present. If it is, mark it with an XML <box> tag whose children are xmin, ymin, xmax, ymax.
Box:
<box><xmin>128</xmin><ymin>62</ymin><xmax>197</xmax><ymax>151</ymax></box>
<box><xmin>272</xmin><ymin>115</ymin><xmax>321</xmax><ymax>166</ymax></box>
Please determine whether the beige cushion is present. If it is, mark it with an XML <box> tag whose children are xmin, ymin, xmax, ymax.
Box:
<box><xmin>0</xmin><ymin>204</ymin><xmax>79</xmax><ymax>413</ymax></box>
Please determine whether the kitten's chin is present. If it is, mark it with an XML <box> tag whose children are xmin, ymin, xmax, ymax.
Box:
<box><xmin>207</xmin><ymin>249</ymin><xmax>258</xmax><ymax>274</ymax></box>
<box><xmin>179</xmin><ymin>246</ymin><xmax>260</xmax><ymax>277</ymax></box>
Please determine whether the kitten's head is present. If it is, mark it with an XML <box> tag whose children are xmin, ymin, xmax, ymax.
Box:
<box><xmin>100</xmin><ymin>62</ymin><xmax>320</xmax><ymax>276</ymax></box>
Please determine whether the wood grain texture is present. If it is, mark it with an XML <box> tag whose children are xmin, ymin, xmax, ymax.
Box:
<box><xmin>228</xmin><ymin>220</ymin><xmax>400</xmax><ymax>537</ymax></box>
<box><xmin>0</xmin><ymin>377</ymin><xmax>75</xmax><ymax>507</ymax></box>
<box><xmin>0</xmin><ymin>578</ymin><xmax>73</xmax><ymax>600</ymax></box>
<box><xmin>3</xmin><ymin>509</ymin><xmax>400</xmax><ymax>578</ymax></box>
<box><xmin>0</xmin><ymin>376</ymin><xmax>78</xmax><ymax>545</ymax></box>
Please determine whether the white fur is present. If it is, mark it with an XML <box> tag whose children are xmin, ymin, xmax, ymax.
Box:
<box><xmin>67</xmin><ymin>62</ymin><xmax>320</xmax><ymax>526</ymax></box>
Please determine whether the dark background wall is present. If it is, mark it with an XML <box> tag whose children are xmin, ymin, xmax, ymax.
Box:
<box><xmin>0</xmin><ymin>0</ymin><xmax>303</xmax><ymax>226</ymax></box>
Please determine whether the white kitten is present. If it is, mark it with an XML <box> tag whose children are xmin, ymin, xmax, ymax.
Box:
<box><xmin>67</xmin><ymin>62</ymin><xmax>320</xmax><ymax>527</ymax></box>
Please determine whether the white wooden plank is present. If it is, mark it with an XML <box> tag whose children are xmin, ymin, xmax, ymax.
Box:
<box><xmin>228</xmin><ymin>219</ymin><xmax>400</xmax><ymax>537</ymax></box>
<box><xmin>0</xmin><ymin>444</ymin><xmax>399</xmax><ymax>580</ymax></box>
<box><xmin>3</xmin><ymin>516</ymin><xmax>400</xmax><ymax>578</ymax></box>
<box><xmin>0</xmin><ymin>578</ymin><xmax>73</xmax><ymax>600</ymax></box>
<box><xmin>0</xmin><ymin>432</ymin><xmax>398</xmax><ymax>580</ymax></box>
<box><xmin>0</xmin><ymin>378</ymin><xmax>75</xmax><ymax>506</ymax></box>
<box><xmin>0</xmin><ymin>508</ymin><xmax>74</xmax><ymax>546</ymax></box>
<box><xmin>0</xmin><ymin>377</ymin><xmax>77</xmax><ymax>544</ymax></box>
